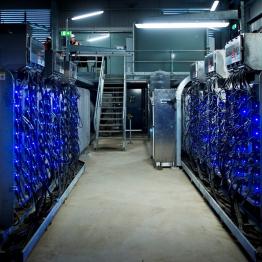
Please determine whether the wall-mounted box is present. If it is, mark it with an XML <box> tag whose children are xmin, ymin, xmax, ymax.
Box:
<box><xmin>204</xmin><ymin>50</ymin><xmax>228</xmax><ymax>79</ymax></box>
<box><xmin>190</xmin><ymin>61</ymin><xmax>206</xmax><ymax>83</ymax></box>
<box><xmin>225</xmin><ymin>34</ymin><xmax>262</xmax><ymax>70</ymax></box>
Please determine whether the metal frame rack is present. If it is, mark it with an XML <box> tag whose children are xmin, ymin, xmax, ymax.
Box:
<box><xmin>0</xmin><ymin>24</ymin><xmax>85</xmax><ymax>261</ymax></box>
<box><xmin>178</xmin><ymin>34</ymin><xmax>262</xmax><ymax>261</ymax></box>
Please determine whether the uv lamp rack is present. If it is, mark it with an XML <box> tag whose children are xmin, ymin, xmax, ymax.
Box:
<box><xmin>182</xmin><ymin>33</ymin><xmax>262</xmax><ymax>261</ymax></box>
<box><xmin>0</xmin><ymin>68</ymin><xmax>81</xmax><ymax>238</ymax></box>
<box><xmin>0</xmin><ymin>24</ymin><xmax>82</xmax><ymax>261</ymax></box>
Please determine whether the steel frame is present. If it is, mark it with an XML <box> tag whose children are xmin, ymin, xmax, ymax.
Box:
<box><xmin>21</xmin><ymin>163</ymin><xmax>86</xmax><ymax>261</ymax></box>
<box><xmin>181</xmin><ymin>161</ymin><xmax>258</xmax><ymax>261</ymax></box>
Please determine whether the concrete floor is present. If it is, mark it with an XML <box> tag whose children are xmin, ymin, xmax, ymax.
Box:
<box><xmin>28</xmin><ymin>140</ymin><xmax>247</xmax><ymax>262</ymax></box>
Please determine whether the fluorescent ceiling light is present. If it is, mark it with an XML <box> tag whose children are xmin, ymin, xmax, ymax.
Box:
<box><xmin>210</xmin><ymin>1</ymin><xmax>219</xmax><ymax>12</ymax></box>
<box><xmin>162</xmin><ymin>8</ymin><xmax>209</xmax><ymax>15</ymax></box>
<box><xmin>87</xmin><ymin>34</ymin><xmax>110</xmax><ymax>42</ymax></box>
<box><xmin>135</xmin><ymin>22</ymin><xmax>229</xmax><ymax>29</ymax></box>
<box><xmin>72</xmin><ymin>10</ymin><xmax>104</xmax><ymax>21</ymax></box>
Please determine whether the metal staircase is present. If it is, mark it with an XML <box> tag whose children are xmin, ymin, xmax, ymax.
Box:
<box><xmin>94</xmin><ymin>57</ymin><xmax>127</xmax><ymax>150</ymax></box>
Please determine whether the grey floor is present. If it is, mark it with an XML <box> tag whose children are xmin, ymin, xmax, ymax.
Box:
<box><xmin>28</xmin><ymin>140</ymin><xmax>247</xmax><ymax>262</ymax></box>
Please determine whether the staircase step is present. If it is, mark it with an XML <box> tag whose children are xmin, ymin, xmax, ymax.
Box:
<box><xmin>102</xmin><ymin>103</ymin><xmax>123</xmax><ymax>107</ymax></box>
<box><xmin>100</xmin><ymin>118</ymin><xmax>122</xmax><ymax>120</ymax></box>
<box><xmin>102</xmin><ymin>96</ymin><xmax>123</xmax><ymax>99</ymax></box>
<box><xmin>97</xmin><ymin>135</ymin><xmax>123</xmax><ymax>140</ymax></box>
<box><xmin>102</xmin><ymin>101</ymin><xmax>123</xmax><ymax>103</ymax></box>
<box><xmin>104</xmin><ymin>80</ymin><xmax>124</xmax><ymax>84</ymax></box>
<box><xmin>100</xmin><ymin>126</ymin><xmax>122</xmax><ymax>129</ymax></box>
<box><xmin>102</xmin><ymin>97</ymin><xmax>123</xmax><ymax>104</ymax></box>
<box><xmin>104</xmin><ymin>92</ymin><xmax>123</xmax><ymax>94</ymax></box>
<box><xmin>105</xmin><ymin>77</ymin><xmax>123</xmax><ymax>79</ymax></box>
<box><xmin>103</xmin><ymin>93</ymin><xmax>123</xmax><ymax>96</ymax></box>
<box><xmin>104</xmin><ymin>86</ymin><xmax>123</xmax><ymax>89</ymax></box>
<box><xmin>101</xmin><ymin>106</ymin><xmax>123</xmax><ymax>109</ymax></box>
<box><xmin>100</xmin><ymin>124</ymin><xmax>123</xmax><ymax>127</ymax></box>
<box><xmin>101</xmin><ymin>112</ymin><xmax>122</xmax><ymax>115</ymax></box>
<box><xmin>99</xmin><ymin>130</ymin><xmax>122</xmax><ymax>133</ymax></box>
<box><xmin>103</xmin><ymin>94</ymin><xmax>123</xmax><ymax>96</ymax></box>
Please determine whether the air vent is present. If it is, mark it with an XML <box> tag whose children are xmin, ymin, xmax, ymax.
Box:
<box><xmin>0</xmin><ymin>9</ymin><xmax>51</xmax><ymax>43</ymax></box>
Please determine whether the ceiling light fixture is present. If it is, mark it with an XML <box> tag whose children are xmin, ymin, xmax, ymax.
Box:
<box><xmin>135</xmin><ymin>21</ymin><xmax>229</xmax><ymax>29</ymax></box>
<box><xmin>87</xmin><ymin>33</ymin><xmax>110</xmax><ymax>42</ymax></box>
<box><xmin>71</xmin><ymin>10</ymin><xmax>104</xmax><ymax>21</ymax></box>
<box><xmin>162</xmin><ymin>8</ymin><xmax>209</xmax><ymax>15</ymax></box>
<box><xmin>210</xmin><ymin>1</ymin><xmax>219</xmax><ymax>12</ymax></box>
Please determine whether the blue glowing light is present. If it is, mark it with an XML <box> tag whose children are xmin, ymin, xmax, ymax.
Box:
<box><xmin>14</xmin><ymin>73</ymin><xmax>80</xmax><ymax>208</ymax></box>
<box><xmin>183</xmin><ymin>75</ymin><xmax>261</xmax><ymax>205</ymax></box>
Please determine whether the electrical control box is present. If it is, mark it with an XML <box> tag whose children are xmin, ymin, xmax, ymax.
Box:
<box><xmin>204</xmin><ymin>50</ymin><xmax>228</xmax><ymax>79</ymax></box>
<box><xmin>0</xmin><ymin>24</ymin><xmax>45</xmax><ymax>70</ymax></box>
<box><xmin>225</xmin><ymin>34</ymin><xmax>262</xmax><ymax>70</ymax></box>
<box><xmin>190</xmin><ymin>61</ymin><xmax>206</xmax><ymax>83</ymax></box>
<box><xmin>225</xmin><ymin>36</ymin><xmax>242</xmax><ymax>66</ymax></box>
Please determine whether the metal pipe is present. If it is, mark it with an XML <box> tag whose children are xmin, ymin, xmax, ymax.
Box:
<box><xmin>123</xmin><ymin>55</ymin><xmax>127</xmax><ymax>150</ymax></box>
<box><xmin>129</xmin><ymin>118</ymin><xmax>132</xmax><ymax>144</ymax></box>
<box><xmin>65</xmin><ymin>17</ymin><xmax>69</xmax><ymax>62</ymax></box>
<box><xmin>176</xmin><ymin>76</ymin><xmax>191</xmax><ymax>166</ymax></box>
<box><xmin>128</xmin><ymin>60</ymin><xmax>198</xmax><ymax>63</ymax></box>
<box><xmin>240</xmin><ymin>1</ymin><xmax>246</xmax><ymax>33</ymax></box>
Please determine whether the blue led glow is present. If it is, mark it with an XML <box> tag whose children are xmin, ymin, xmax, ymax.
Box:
<box><xmin>14</xmin><ymin>71</ymin><xmax>80</xmax><ymax>208</ymax></box>
<box><xmin>183</xmin><ymin>71</ymin><xmax>261</xmax><ymax>206</ymax></box>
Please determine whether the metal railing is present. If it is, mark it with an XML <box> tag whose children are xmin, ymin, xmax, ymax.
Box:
<box><xmin>70</xmin><ymin>47</ymin><xmax>208</xmax><ymax>77</ymax></box>
<box><xmin>130</xmin><ymin>49</ymin><xmax>208</xmax><ymax>74</ymax></box>
<box><xmin>122</xmin><ymin>56</ymin><xmax>127</xmax><ymax>150</ymax></box>
<box><xmin>94</xmin><ymin>57</ymin><xmax>105</xmax><ymax>147</ymax></box>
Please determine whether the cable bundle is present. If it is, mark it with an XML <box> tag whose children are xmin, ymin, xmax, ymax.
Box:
<box><xmin>183</xmin><ymin>69</ymin><xmax>260</xmax><ymax>207</ymax></box>
<box><xmin>14</xmin><ymin>69</ymin><xmax>80</xmax><ymax>214</ymax></box>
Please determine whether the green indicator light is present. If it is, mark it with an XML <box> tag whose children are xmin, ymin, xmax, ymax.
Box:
<box><xmin>60</xmin><ymin>31</ymin><xmax>72</xmax><ymax>37</ymax></box>
<box><xmin>232</xmin><ymin>24</ymin><xmax>237</xmax><ymax>30</ymax></box>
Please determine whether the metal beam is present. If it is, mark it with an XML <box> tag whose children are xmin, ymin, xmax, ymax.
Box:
<box><xmin>139</xmin><ymin>10</ymin><xmax>239</xmax><ymax>23</ymax></box>
<box><xmin>22</xmin><ymin>163</ymin><xmax>86</xmax><ymax>261</ymax></box>
<box><xmin>60</xmin><ymin>27</ymin><xmax>133</xmax><ymax>33</ymax></box>
<box><xmin>69</xmin><ymin>45</ymin><xmax>132</xmax><ymax>56</ymax></box>
<box><xmin>181</xmin><ymin>161</ymin><xmax>257</xmax><ymax>262</ymax></box>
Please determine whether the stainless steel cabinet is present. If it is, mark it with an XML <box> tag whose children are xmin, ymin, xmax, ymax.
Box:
<box><xmin>150</xmin><ymin>89</ymin><xmax>176</xmax><ymax>168</ymax></box>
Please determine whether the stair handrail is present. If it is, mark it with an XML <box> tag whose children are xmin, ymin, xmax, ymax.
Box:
<box><xmin>94</xmin><ymin>57</ymin><xmax>105</xmax><ymax>142</ymax></box>
<box><xmin>122</xmin><ymin>55</ymin><xmax>127</xmax><ymax>149</ymax></box>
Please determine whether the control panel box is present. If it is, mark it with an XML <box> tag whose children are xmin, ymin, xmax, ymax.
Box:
<box><xmin>225</xmin><ymin>36</ymin><xmax>242</xmax><ymax>66</ymax></box>
<box><xmin>190</xmin><ymin>61</ymin><xmax>206</xmax><ymax>83</ymax></box>
<box><xmin>204</xmin><ymin>50</ymin><xmax>228</xmax><ymax>79</ymax></box>
<box><xmin>225</xmin><ymin>34</ymin><xmax>262</xmax><ymax>70</ymax></box>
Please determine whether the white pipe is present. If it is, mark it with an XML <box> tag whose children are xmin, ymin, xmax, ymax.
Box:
<box><xmin>176</xmin><ymin>76</ymin><xmax>191</xmax><ymax>166</ymax></box>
